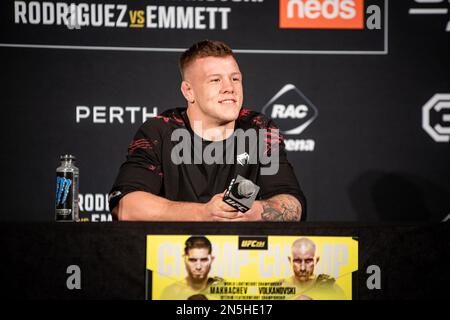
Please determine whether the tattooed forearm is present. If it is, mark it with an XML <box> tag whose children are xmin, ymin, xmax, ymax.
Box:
<box><xmin>260</xmin><ymin>194</ymin><xmax>302</xmax><ymax>221</ymax></box>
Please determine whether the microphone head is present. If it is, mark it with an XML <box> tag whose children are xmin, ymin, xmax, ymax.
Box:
<box><xmin>237</xmin><ymin>179</ymin><xmax>256</xmax><ymax>198</ymax></box>
<box><xmin>223</xmin><ymin>175</ymin><xmax>260</xmax><ymax>212</ymax></box>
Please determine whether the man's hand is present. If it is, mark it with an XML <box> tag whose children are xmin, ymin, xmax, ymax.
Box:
<box><xmin>203</xmin><ymin>193</ymin><xmax>302</xmax><ymax>222</ymax></box>
<box><xmin>234</xmin><ymin>200</ymin><xmax>264</xmax><ymax>221</ymax></box>
<box><xmin>203</xmin><ymin>192</ymin><xmax>245</xmax><ymax>221</ymax></box>
<box><xmin>203</xmin><ymin>192</ymin><xmax>264</xmax><ymax>221</ymax></box>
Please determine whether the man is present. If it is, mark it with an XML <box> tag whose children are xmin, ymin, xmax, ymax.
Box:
<box><xmin>283</xmin><ymin>238</ymin><xmax>347</xmax><ymax>300</ymax></box>
<box><xmin>160</xmin><ymin>236</ymin><xmax>221</xmax><ymax>300</ymax></box>
<box><xmin>109</xmin><ymin>40</ymin><xmax>306</xmax><ymax>221</ymax></box>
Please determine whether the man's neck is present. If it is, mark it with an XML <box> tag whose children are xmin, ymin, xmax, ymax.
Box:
<box><xmin>186</xmin><ymin>277</ymin><xmax>208</xmax><ymax>291</ymax></box>
<box><xmin>187</xmin><ymin>106</ymin><xmax>235</xmax><ymax>141</ymax></box>
<box><xmin>292</xmin><ymin>275</ymin><xmax>316</xmax><ymax>288</ymax></box>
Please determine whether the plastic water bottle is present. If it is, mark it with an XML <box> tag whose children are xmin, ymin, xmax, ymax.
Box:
<box><xmin>55</xmin><ymin>154</ymin><xmax>79</xmax><ymax>222</ymax></box>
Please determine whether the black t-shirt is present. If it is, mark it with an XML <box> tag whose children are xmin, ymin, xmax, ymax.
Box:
<box><xmin>109</xmin><ymin>107</ymin><xmax>306</xmax><ymax>217</ymax></box>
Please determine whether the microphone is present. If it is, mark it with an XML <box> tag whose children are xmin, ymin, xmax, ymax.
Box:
<box><xmin>223</xmin><ymin>175</ymin><xmax>260</xmax><ymax>212</ymax></box>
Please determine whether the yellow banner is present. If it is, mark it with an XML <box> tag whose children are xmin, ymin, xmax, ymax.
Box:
<box><xmin>146</xmin><ymin>235</ymin><xmax>358</xmax><ymax>300</ymax></box>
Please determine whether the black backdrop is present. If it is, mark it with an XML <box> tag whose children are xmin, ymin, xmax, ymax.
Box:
<box><xmin>1</xmin><ymin>0</ymin><xmax>449</xmax><ymax>222</ymax></box>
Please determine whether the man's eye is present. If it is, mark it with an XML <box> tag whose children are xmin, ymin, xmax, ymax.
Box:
<box><xmin>211</xmin><ymin>78</ymin><xmax>220</xmax><ymax>82</ymax></box>
<box><xmin>232</xmin><ymin>77</ymin><xmax>241</xmax><ymax>82</ymax></box>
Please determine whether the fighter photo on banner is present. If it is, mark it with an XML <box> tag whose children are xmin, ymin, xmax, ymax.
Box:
<box><xmin>146</xmin><ymin>235</ymin><xmax>358</xmax><ymax>300</ymax></box>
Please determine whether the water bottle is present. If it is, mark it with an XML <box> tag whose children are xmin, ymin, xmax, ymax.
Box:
<box><xmin>55</xmin><ymin>154</ymin><xmax>79</xmax><ymax>222</ymax></box>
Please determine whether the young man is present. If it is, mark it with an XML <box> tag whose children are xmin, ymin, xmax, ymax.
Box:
<box><xmin>109</xmin><ymin>40</ymin><xmax>306</xmax><ymax>221</ymax></box>
<box><xmin>160</xmin><ymin>236</ymin><xmax>221</xmax><ymax>300</ymax></box>
<box><xmin>283</xmin><ymin>238</ymin><xmax>347</xmax><ymax>300</ymax></box>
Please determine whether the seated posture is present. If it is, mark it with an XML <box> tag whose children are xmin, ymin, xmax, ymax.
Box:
<box><xmin>109</xmin><ymin>40</ymin><xmax>306</xmax><ymax>221</ymax></box>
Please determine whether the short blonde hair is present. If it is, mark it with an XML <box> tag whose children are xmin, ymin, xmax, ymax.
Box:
<box><xmin>179</xmin><ymin>40</ymin><xmax>235</xmax><ymax>79</ymax></box>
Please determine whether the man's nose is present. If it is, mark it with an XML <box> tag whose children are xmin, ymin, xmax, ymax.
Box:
<box><xmin>221</xmin><ymin>78</ymin><xmax>234</xmax><ymax>93</ymax></box>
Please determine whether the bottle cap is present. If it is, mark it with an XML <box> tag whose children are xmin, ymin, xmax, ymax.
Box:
<box><xmin>60</xmin><ymin>154</ymin><xmax>76</xmax><ymax>161</ymax></box>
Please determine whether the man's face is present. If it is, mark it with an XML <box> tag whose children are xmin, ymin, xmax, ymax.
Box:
<box><xmin>182</xmin><ymin>55</ymin><xmax>243</xmax><ymax>125</ymax></box>
<box><xmin>290</xmin><ymin>245</ymin><xmax>317</xmax><ymax>282</ymax></box>
<box><xmin>184</xmin><ymin>248</ymin><xmax>213</xmax><ymax>282</ymax></box>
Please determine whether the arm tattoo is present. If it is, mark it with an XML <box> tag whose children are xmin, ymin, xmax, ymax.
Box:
<box><xmin>260</xmin><ymin>195</ymin><xmax>301</xmax><ymax>221</ymax></box>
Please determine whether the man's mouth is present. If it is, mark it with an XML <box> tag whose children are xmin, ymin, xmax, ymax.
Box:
<box><xmin>219</xmin><ymin>98</ymin><xmax>237</xmax><ymax>105</ymax></box>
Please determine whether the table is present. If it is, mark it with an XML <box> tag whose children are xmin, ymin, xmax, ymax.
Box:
<box><xmin>0</xmin><ymin>222</ymin><xmax>448</xmax><ymax>299</ymax></box>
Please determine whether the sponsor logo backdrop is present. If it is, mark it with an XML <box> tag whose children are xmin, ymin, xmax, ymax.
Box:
<box><xmin>1</xmin><ymin>0</ymin><xmax>449</xmax><ymax>221</ymax></box>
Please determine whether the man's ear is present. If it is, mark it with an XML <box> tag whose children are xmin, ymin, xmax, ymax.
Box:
<box><xmin>181</xmin><ymin>80</ymin><xmax>194</xmax><ymax>103</ymax></box>
<box><xmin>315</xmin><ymin>256</ymin><xmax>320</xmax><ymax>265</ymax></box>
<box><xmin>210</xmin><ymin>255</ymin><xmax>215</xmax><ymax>263</ymax></box>
<box><xmin>288</xmin><ymin>257</ymin><xmax>292</xmax><ymax>264</ymax></box>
